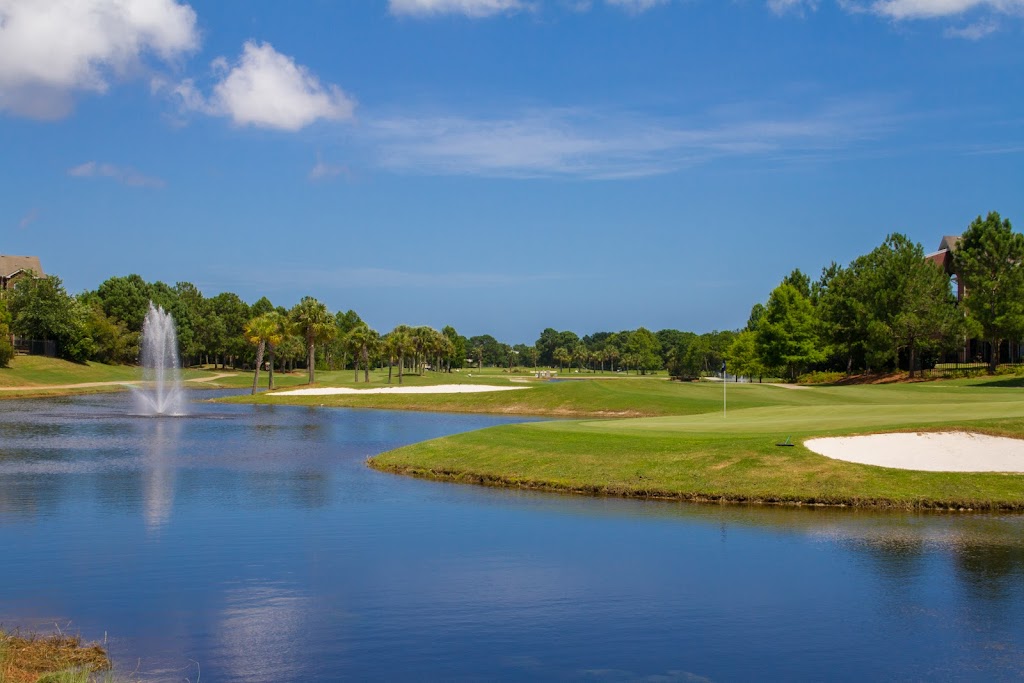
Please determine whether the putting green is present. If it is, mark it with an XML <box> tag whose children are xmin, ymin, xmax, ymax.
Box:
<box><xmin>370</xmin><ymin>378</ymin><xmax>1024</xmax><ymax>510</ymax></box>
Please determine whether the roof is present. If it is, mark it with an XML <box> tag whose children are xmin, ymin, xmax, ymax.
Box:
<box><xmin>938</xmin><ymin>235</ymin><xmax>960</xmax><ymax>253</ymax></box>
<box><xmin>0</xmin><ymin>255</ymin><xmax>44</xmax><ymax>279</ymax></box>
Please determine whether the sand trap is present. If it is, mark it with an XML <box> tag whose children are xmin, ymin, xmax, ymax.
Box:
<box><xmin>271</xmin><ymin>384</ymin><xmax>529</xmax><ymax>397</ymax></box>
<box><xmin>805</xmin><ymin>432</ymin><xmax>1024</xmax><ymax>472</ymax></box>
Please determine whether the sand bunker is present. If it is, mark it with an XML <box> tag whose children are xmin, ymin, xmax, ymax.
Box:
<box><xmin>271</xmin><ymin>384</ymin><xmax>529</xmax><ymax>397</ymax></box>
<box><xmin>805</xmin><ymin>431</ymin><xmax>1024</xmax><ymax>472</ymax></box>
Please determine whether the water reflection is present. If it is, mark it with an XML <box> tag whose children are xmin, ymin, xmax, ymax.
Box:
<box><xmin>0</xmin><ymin>392</ymin><xmax>1022</xmax><ymax>680</ymax></box>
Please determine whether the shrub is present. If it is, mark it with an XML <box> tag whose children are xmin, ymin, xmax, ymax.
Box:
<box><xmin>797</xmin><ymin>370</ymin><xmax>845</xmax><ymax>385</ymax></box>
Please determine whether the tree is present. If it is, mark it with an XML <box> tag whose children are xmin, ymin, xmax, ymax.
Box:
<box><xmin>626</xmin><ymin>327</ymin><xmax>662</xmax><ymax>374</ymax></box>
<box><xmin>289</xmin><ymin>297</ymin><xmax>336</xmax><ymax>384</ymax></box>
<box><xmin>851</xmin><ymin>234</ymin><xmax>967</xmax><ymax>376</ymax></box>
<box><xmin>245</xmin><ymin>312</ymin><xmax>285</xmax><ymax>394</ymax></box>
<box><xmin>954</xmin><ymin>211</ymin><xmax>1024</xmax><ymax>372</ymax></box>
<box><xmin>8</xmin><ymin>275</ymin><xmax>92</xmax><ymax>361</ymax></box>
<box><xmin>755</xmin><ymin>282</ymin><xmax>824</xmax><ymax>381</ymax></box>
<box><xmin>389</xmin><ymin>325</ymin><xmax>413</xmax><ymax>384</ymax></box>
<box><xmin>726</xmin><ymin>330</ymin><xmax>765</xmax><ymax>382</ymax></box>
<box><xmin>345</xmin><ymin>323</ymin><xmax>379</xmax><ymax>382</ymax></box>
<box><xmin>553</xmin><ymin>346</ymin><xmax>569</xmax><ymax>372</ymax></box>
<box><xmin>95</xmin><ymin>274</ymin><xmax>152</xmax><ymax>331</ymax></box>
<box><xmin>816</xmin><ymin>263</ymin><xmax>868</xmax><ymax>375</ymax></box>
<box><xmin>0</xmin><ymin>298</ymin><xmax>13</xmax><ymax>367</ymax></box>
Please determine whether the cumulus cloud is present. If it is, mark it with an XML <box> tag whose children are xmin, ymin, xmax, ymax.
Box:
<box><xmin>170</xmin><ymin>41</ymin><xmax>355</xmax><ymax>131</ymax></box>
<box><xmin>389</xmin><ymin>0</ymin><xmax>525</xmax><ymax>17</ymax></box>
<box><xmin>67</xmin><ymin>161</ymin><xmax>166</xmax><ymax>187</ymax></box>
<box><xmin>0</xmin><ymin>0</ymin><xmax>198</xmax><ymax>118</ymax></box>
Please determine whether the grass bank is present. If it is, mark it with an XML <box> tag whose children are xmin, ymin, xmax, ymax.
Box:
<box><xmin>0</xmin><ymin>630</ymin><xmax>111</xmax><ymax>683</ymax></box>
<box><xmin>370</xmin><ymin>377</ymin><xmax>1024</xmax><ymax>510</ymax></box>
<box><xmin>0</xmin><ymin>356</ymin><xmax>246</xmax><ymax>399</ymax></box>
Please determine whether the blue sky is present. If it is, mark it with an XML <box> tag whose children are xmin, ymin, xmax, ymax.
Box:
<box><xmin>2</xmin><ymin>0</ymin><xmax>1022</xmax><ymax>343</ymax></box>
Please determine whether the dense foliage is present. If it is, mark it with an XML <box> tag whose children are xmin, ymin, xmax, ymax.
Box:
<box><xmin>2</xmin><ymin>211</ymin><xmax>1019</xmax><ymax>380</ymax></box>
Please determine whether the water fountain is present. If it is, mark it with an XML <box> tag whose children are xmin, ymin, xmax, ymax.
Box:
<box><xmin>132</xmin><ymin>302</ymin><xmax>187</xmax><ymax>416</ymax></box>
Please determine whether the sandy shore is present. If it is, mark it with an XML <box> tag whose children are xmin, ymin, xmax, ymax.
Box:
<box><xmin>271</xmin><ymin>384</ymin><xmax>530</xmax><ymax>396</ymax></box>
<box><xmin>805</xmin><ymin>431</ymin><xmax>1024</xmax><ymax>472</ymax></box>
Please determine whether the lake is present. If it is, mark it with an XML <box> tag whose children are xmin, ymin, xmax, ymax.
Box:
<box><xmin>1</xmin><ymin>391</ymin><xmax>1023</xmax><ymax>681</ymax></box>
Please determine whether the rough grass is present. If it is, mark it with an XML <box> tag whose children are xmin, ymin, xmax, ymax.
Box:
<box><xmin>0</xmin><ymin>630</ymin><xmax>111</xmax><ymax>683</ymax></box>
<box><xmin>370</xmin><ymin>376</ymin><xmax>1024</xmax><ymax>510</ymax></box>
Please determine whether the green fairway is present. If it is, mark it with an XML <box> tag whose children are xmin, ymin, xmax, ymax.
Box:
<box><xmin>369</xmin><ymin>376</ymin><xmax>1024</xmax><ymax>510</ymax></box>
<box><xmin>225</xmin><ymin>372</ymin><xmax>812</xmax><ymax>417</ymax></box>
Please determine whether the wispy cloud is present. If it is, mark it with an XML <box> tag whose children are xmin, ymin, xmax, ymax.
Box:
<box><xmin>605</xmin><ymin>0</ymin><xmax>670</xmax><ymax>13</ymax></box>
<box><xmin>18</xmin><ymin>209</ymin><xmax>39</xmax><ymax>230</ymax></box>
<box><xmin>364</xmin><ymin>100</ymin><xmax>898</xmax><ymax>179</ymax></box>
<box><xmin>388</xmin><ymin>0</ymin><xmax>526</xmax><ymax>18</ymax></box>
<box><xmin>767</xmin><ymin>0</ymin><xmax>819</xmax><ymax>16</ymax></box>
<box><xmin>944</xmin><ymin>18</ymin><xmax>1000</xmax><ymax>38</ymax></box>
<box><xmin>308</xmin><ymin>155</ymin><xmax>347</xmax><ymax>181</ymax></box>
<box><xmin>865</xmin><ymin>0</ymin><xmax>1024</xmax><ymax>20</ymax></box>
<box><xmin>68</xmin><ymin>161</ymin><xmax>166</xmax><ymax>188</ymax></box>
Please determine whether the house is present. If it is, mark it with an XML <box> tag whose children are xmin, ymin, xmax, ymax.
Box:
<box><xmin>926</xmin><ymin>235</ymin><xmax>1023</xmax><ymax>365</ymax></box>
<box><xmin>0</xmin><ymin>254</ymin><xmax>44</xmax><ymax>293</ymax></box>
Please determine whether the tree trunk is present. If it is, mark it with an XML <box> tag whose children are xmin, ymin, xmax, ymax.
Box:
<box><xmin>908</xmin><ymin>343</ymin><xmax>916</xmax><ymax>379</ymax></box>
<box><xmin>388</xmin><ymin>358</ymin><xmax>393</xmax><ymax>384</ymax></box>
<box><xmin>268</xmin><ymin>346</ymin><xmax>276</xmax><ymax>390</ymax></box>
<box><xmin>363</xmin><ymin>348</ymin><xmax>370</xmax><ymax>383</ymax></box>
<box><xmin>399</xmin><ymin>353</ymin><xmax>404</xmax><ymax>384</ymax></box>
<box><xmin>251</xmin><ymin>341</ymin><xmax>265</xmax><ymax>395</ymax></box>
<box><xmin>990</xmin><ymin>337</ymin><xmax>1001</xmax><ymax>373</ymax></box>
<box><xmin>354</xmin><ymin>354</ymin><xmax>359</xmax><ymax>382</ymax></box>
<box><xmin>307</xmin><ymin>337</ymin><xmax>316</xmax><ymax>384</ymax></box>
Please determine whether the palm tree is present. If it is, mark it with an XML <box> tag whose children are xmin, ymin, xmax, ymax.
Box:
<box><xmin>244</xmin><ymin>312</ymin><xmax>284</xmax><ymax>395</ymax></box>
<box><xmin>553</xmin><ymin>346</ymin><xmax>569</xmax><ymax>373</ymax></box>
<box><xmin>289</xmin><ymin>297</ymin><xmax>336</xmax><ymax>385</ymax></box>
<box><xmin>388</xmin><ymin>325</ymin><xmax>412</xmax><ymax>384</ymax></box>
<box><xmin>345</xmin><ymin>323</ymin><xmax>379</xmax><ymax>383</ymax></box>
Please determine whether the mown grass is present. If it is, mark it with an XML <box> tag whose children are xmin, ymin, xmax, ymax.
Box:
<box><xmin>0</xmin><ymin>630</ymin><xmax>113</xmax><ymax>683</ymax></box>
<box><xmin>225</xmin><ymin>373</ymin><xmax>812</xmax><ymax>417</ymax></box>
<box><xmin>370</xmin><ymin>376</ymin><xmax>1024</xmax><ymax>510</ymax></box>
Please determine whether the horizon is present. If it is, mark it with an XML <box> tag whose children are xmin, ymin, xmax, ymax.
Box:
<box><xmin>2</xmin><ymin>0</ymin><xmax>1022</xmax><ymax>344</ymax></box>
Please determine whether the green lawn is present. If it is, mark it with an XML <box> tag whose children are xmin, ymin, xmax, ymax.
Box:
<box><xmin>369</xmin><ymin>376</ymin><xmax>1024</xmax><ymax>510</ymax></box>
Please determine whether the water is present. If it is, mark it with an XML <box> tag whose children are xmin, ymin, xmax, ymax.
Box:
<box><xmin>1</xmin><ymin>392</ymin><xmax>1023</xmax><ymax>681</ymax></box>
<box><xmin>131</xmin><ymin>303</ymin><xmax>186</xmax><ymax>416</ymax></box>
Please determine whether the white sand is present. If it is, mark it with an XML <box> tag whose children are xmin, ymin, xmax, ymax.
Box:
<box><xmin>805</xmin><ymin>432</ymin><xmax>1024</xmax><ymax>472</ymax></box>
<box><xmin>270</xmin><ymin>384</ymin><xmax>529</xmax><ymax>397</ymax></box>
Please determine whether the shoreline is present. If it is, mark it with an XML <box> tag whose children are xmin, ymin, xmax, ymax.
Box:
<box><xmin>368</xmin><ymin>460</ymin><xmax>1024</xmax><ymax>512</ymax></box>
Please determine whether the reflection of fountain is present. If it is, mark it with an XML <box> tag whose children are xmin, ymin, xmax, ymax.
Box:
<box><xmin>132</xmin><ymin>302</ymin><xmax>187</xmax><ymax>416</ymax></box>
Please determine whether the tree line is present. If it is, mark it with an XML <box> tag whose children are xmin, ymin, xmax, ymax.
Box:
<box><xmin>725</xmin><ymin>211</ymin><xmax>1021</xmax><ymax>381</ymax></box>
<box><xmin>1</xmin><ymin>211</ymin><xmax>1017</xmax><ymax>384</ymax></box>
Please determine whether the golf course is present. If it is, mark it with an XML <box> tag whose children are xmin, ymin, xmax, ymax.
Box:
<box><xmin>354</xmin><ymin>374</ymin><xmax>1024</xmax><ymax>511</ymax></box>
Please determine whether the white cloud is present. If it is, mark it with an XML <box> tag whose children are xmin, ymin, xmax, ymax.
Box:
<box><xmin>767</xmin><ymin>0</ymin><xmax>819</xmax><ymax>15</ymax></box>
<box><xmin>18</xmin><ymin>209</ymin><xmax>39</xmax><ymax>230</ymax></box>
<box><xmin>308</xmin><ymin>156</ymin><xmax>347</xmax><ymax>181</ymax></box>
<box><xmin>389</xmin><ymin>0</ymin><xmax>525</xmax><ymax>17</ymax></box>
<box><xmin>171</xmin><ymin>41</ymin><xmax>355</xmax><ymax>131</ymax></box>
<box><xmin>365</xmin><ymin>102</ymin><xmax>894</xmax><ymax>179</ymax></box>
<box><xmin>605</xmin><ymin>0</ymin><xmax>670</xmax><ymax>12</ymax></box>
<box><xmin>944</xmin><ymin>17</ymin><xmax>1000</xmax><ymax>36</ymax></box>
<box><xmin>0</xmin><ymin>0</ymin><xmax>198</xmax><ymax>118</ymax></box>
<box><xmin>67</xmin><ymin>161</ymin><xmax>166</xmax><ymax>187</ymax></box>
<box><xmin>854</xmin><ymin>0</ymin><xmax>1024</xmax><ymax>19</ymax></box>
